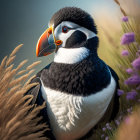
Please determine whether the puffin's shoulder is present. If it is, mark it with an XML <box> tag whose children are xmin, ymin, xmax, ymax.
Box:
<box><xmin>25</xmin><ymin>63</ymin><xmax>52</xmax><ymax>105</ymax></box>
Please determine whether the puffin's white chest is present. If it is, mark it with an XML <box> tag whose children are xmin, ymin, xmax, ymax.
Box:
<box><xmin>41</xmin><ymin>76</ymin><xmax>116</xmax><ymax>140</ymax></box>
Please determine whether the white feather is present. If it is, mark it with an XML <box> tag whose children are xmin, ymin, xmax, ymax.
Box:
<box><xmin>54</xmin><ymin>47</ymin><xmax>89</xmax><ymax>64</ymax></box>
<box><xmin>54</xmin><ymin>21</ymin><xmax>97</xmax><ymax>47</ymax></box>
<box><xmin>41</xmin><ymin>75</ymin><xmax>116</xmax><ymax>140</ymax></box>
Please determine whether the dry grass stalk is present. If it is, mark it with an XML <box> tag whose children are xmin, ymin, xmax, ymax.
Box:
<box><xmin>26</xmin><ymin>61</ymin><xmax>41</xmax><ymax>70</ymax></box>
<box><xmin>15</xmin><ymin>59</ymin><xmax>28</xmax><ymax>72</ymax></box>
<box><xmin>0</xmin><ymin>56</ymin><xmax>7</xmax><ymax>78</ymax></box>
<box><xmin>0</xmin><ymin>45</ymin><xmax>48</xmax><ymax>140</ymax></box>
<box><xmin>17</xmin><ymin>69</ymin><xmax>27</xmax><ymax>76</ymax></box>
<box><xmin>10</xmin><ymin>44</ymin><xmax>23</xmax><ymax>57</ymax></box>
<box><xmin>114</xmin><ymin>0</ymin><xmax>127</xmax><ymax>16</ymax></box>
<box><xmin>0</xmin><ymin>56</ymin><xmax>7</xmax><ymax>69</ymax></box>
<box><xmin>114</xmin><ymin>0</ymin><xmax>120</xmax><ymax>5</ymax></box>
<box><xmin>120</xmin><ymin>7</ymin><xmax>127</xmax><ymax>16</ymax></box>
<box><xmin>24</xmin><ymin>75</ymin><xmax>37</xmax><ymax>86</ymax></box>
<box><xmin>8</xmin><ymin>84</ymin><xmax>21</xmax><ymax>95</ymax></box>
<box><xmin>5</xmin><ymin>64</ymin><xmax>14</xmax><ymax>73</ymax></box>
<box><xmin>6</xmin><ymin>55</ymin><xmax>16</xmax><ymax>67</ymax></box>
<box><xmin>9</xmin><ymin>69</ymin><xmax>35</xmax><ymax>87</ymax></box>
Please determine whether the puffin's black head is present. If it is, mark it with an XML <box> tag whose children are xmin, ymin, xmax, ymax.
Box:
<box><xmin>36</xmin><ymin>7</ymin><xmax>99</xmax><ymax>57</ymax></box>
<box><xmin>49</xmin><ymin>7</ymin><xmax>97</xmax><ymax>34</ymax></box>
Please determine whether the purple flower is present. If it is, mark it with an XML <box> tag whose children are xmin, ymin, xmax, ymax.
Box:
<box><xmin>121</xmin><ymin>32</ymin><xmax>135</xmax><ymax>45</ymax></box>
<box><xmin>118</xmin><ymin>115</ymin><xmax>123</xmax><ymax>121</ymax></box>
<box><xmin>121</xmin><ymin>50</ymin><xmax>129</xmax><ymax>56</ymax></box>
<box><xmin>124</xmin><ymin>75</ymin><xmax>140</xmax><ymax>85</ymax></box>
<box><xmin>127</xmin><ymin>107</ymin><xmax>133</xmax><ymax>113</ymax></box>
<box><xmin>105</xmin><ymin>136</ymin><xmax>109</xmax><ymax>140</ymax></box>
<box><xmin>122</xmin><ymin>16</ymin><xmax>128</xmax><ymax>22</ymax></box>
<box><xmin>106</xmin><ymin>123</ymin><xmax>112</xmax><ymax>130</ymax></box>
<box><xmin>132</xmin><ymin>57</ymin><xmax>140</xmax><ymax>70</ymax></box>
<box><xmin>117</xmin><ymin>89</ymin><xmax>124</xmax><ymax>96</ymax></box>
<box><xmin>115</xmin><ymin>120</ymin><xmax>120</xmax><ymax>126</ymax></box>
<box><xmin>126</xmin><ymin>68</ymin><xmax>133</xmax><ymax>74</ymax></box>
<box><xmin>124</xmin><ymin>116</ymin><xmax>130</xmax><ymax>124</ymax></box>
<box><xmin>102</xmin><ymin>127</ymin><xmax>106</xmax><ymax>131</ymax></box>
<box><xmin>136</xmin><ymin>50</ymin><xmax>140</xmax><ymax>57</ymax></box>
<box><xmin>101</xmin><ymin>134</ymin><xmax>105</xmax><ymax>138</ymax></box>
<box><xmin>136</xmin><ymin>85</ymin><xmax>140</xmax><ymax>90</ymax></box>
<box><xmin>126</xmin><ymin>90</ymin><xmax>137</xmax><ymax>100</ymax></box>
<box><xmin>107</xmin><ymin>126</ymin><xmax>112</xmax><ymax>130</ymax></box>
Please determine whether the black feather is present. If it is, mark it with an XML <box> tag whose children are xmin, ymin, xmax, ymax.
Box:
<box><xmin>108</xmin><ymin>66</ymin><xmax>120</xmax><ymax>120</ymax></box>
<box><xmin>41</xmin><ymin>56</ymin><xmax>111</xmax><ymax>96</ymax></box>
<box><xmin>49</xmin><ymin>7</ymin><xmax>97</xmax><ymax>34</ymax></box>
<box><xmin>65</xmin><ymin>30</ymin><xmax>87</xmax><ymax>48</ymax></box>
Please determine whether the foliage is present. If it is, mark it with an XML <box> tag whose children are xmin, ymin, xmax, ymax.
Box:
<box><xmin>93</xmin><ymin>0</ymin><xmax>140</xmax><ymax>139</ymax></box>
<box><xmin>0</xmin><ymin>45</ymin><xmax>49</xmax><ymax>140</ymax></box>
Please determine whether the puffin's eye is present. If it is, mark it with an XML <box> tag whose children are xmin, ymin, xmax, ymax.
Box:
<box><xmin>62</xmin><ymin>26</ymin><xmax>69</xmax><ymax>33</ymax></box>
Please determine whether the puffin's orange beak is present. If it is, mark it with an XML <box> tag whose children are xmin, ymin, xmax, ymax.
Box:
<box><xmin>36</xmin><ymin>26</ymin><xmax>63</xmax><ymax>57</ymax></box>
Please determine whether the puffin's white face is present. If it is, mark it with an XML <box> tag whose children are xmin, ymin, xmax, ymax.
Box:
<box><xmin>51</xmin><ymin>21</ymin><xmax>97</xmax><ymax>64</ymax></box>
<box><xmin>36</xmin><ymin>21</ymin><xmax>97</xmax><ymax>64</ymax></box>
<box><xmin>53</xmin><ymin>21</ymin><xmax>97</xmax><ymax>48</ymax></box>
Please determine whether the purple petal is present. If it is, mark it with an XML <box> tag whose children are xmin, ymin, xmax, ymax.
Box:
<box><xmin>115</xmin><ymin>120</ymin><xmax>120</xmax><ymax>126</ymax></box>
<box><xmin>121</xmin><ymin>32</ymin><xmax>135</xmax><ymax>45</ymax></box>
<box><xmin>136</xmin><ymin>85</ymin><xmax>140</xmax><ymax>90</ymax></box>
<box><xmin>101</xmin><ymin>134</ymin><xmax>105</xmax><ymax>138</ymax></box>
<box><xmin>126</xmin><ymin>90</ymin><xmax>137</xmax><ymax>100</ymax></box>
<box><xmin>106</xmin><ymin>123</ymin><xmax>110</xmax><ymax>127</ymax></box>
<box><xmin>132</xmin><ymin>57</ymin><xmax>140</xmax><ymax>70</ymax></box>
<box><xmin>124</xmin><ymin>75</ymin><xmax>140</xmax><ymax>85</ymax></box>
<box><xmin>117</xmin><ymin>89</ymin><xmax>124</xmax><ymax>96</ymax></box>
<box><xmin>107</xmin><ymin>126</ymin><xmax>112</xmax><ymax>130</ymax></box>
<box><xmin>126</xmin><ymin>68</ymin><xmax>133</xmax><ymax>74</ymax></box>
<box><xmin>121</xmin><ymin>50</ymin><xmax>129</xmax><ymax>56</ymax></box>
<box><xmin>124</xmin><ymin>116</ymin><xmax>130</xmax><ymax>124</ymax></box>
<box><xmin>102</xmin><ymin>127</ymin><xmax>106</xmax><ymax>131</ymax></box>
<box><xmin>127</xmin><ymin>107</ymin><xmax>132</xmax><ymax>113</ymax></box>
<box><xmin>105</xmin><ymin>136</ymin><xmax>109</xmax><ymax>140</ymax></box>
<box><xmin>122</xmin><ymin>16</ymin><xmax>128</xmax><ymax>22</ymax></box>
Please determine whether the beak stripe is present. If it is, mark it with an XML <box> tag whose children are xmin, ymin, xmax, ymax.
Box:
<box><xmin>36</xmin><ymin>26</ymin><xmax>63</xmax><ymax>57</ymax></box>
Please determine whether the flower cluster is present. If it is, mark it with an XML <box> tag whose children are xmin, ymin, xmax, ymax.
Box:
<box><xmin>121</xmin><ymin>32</ymin><xmax>135</xmax><ymax>45</ymax></box>
<box><xmin>124</xmin><ymin>75</ymin><xmax>140</xmax><ymax>86</ymax></box>
<box><xmin>126</xmin><ymin>90</ymin><xmax>138</xmax><ymax>100</ymax></box>
<box><xmin>97</xmin><ymin>11</ymin><xmax>140</xmax><ymax>140</ymax></box>
<box><xmin>121</xmin><ymin>50</ymin><xmax>129</xmax><ymax>56</ymax></box>
<box><xmin>119</xmin><ymin>16</ymin><xmax>140</xmax><ymax>103</ymax></box>
<box><xmin>101</xmin><ymin>123</ymin><xmax>114</xmax><ymax>140</ymax></box>
<box><xmin>122</xmin><ymin>16</ymin><xmax>128</xmax><ymax>22</ymax></box>
<box><xmin>132</xmin><ymin>57</ymin><xmax>140</xmax><ymax>70</ymax></box>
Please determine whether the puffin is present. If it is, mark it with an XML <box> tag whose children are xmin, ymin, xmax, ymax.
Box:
<box><xmin>27</xmin><ymin>7</ymin><xmax>120</xmax><ymax>140</ymax></box>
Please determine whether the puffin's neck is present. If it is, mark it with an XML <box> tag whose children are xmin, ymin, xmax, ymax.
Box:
<box><xmin>54</xmin><ymin>47</ymin><xmax>90</xmax><ymax>64</ymax></box>
<box><xmin>54</xmin><ymin>36</ymin><xmax>99</xmax><ymax>64</ymax></box>
<box><xmin>41</xmin><ymin>52</ymin><xmax>110</xmax><ymax>96</ymax></box>
<box><xmin>40</xmin><ymin>37</ymin><xmax>110</xmax><ymax>96</ymax></box>
<box><xmin>85</xmin><ymin>36</ymin><xmax>99</xmax><ymax>57</ymax></box>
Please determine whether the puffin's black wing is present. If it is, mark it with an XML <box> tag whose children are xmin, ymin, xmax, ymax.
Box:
<box><xmin>95</xmin><ymin>66</ymin><xmax>120</xmax><ymax>124</ymax></box>
<box><xmin>108</xmin><ymin>65</ymin><xmax>120</xmax><ymax>120</ymax></box>
<box><xmin>108</xmin><ymin>66</ymin><xmax>120</xmax><ymax>89</ymax></box>
<box><xmin>26</xmin><ymin>63</ymin><xmax>52</xmax><ymax>105</ymax></box>
<box><xmin>80</xmin><ymin>66</ymin><xmax>120</xmax><ymax>140</ymax></box>
<box><xmin>25</xmin><ymin>63</ymin><xmax>55</xmax><ymax>139</ymax></box>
